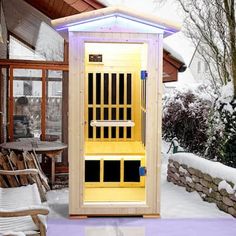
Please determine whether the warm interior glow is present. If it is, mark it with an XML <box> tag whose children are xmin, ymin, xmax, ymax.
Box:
<box><xmin>84</xmin><ymin>42</ymin><xmax>147</xmax><ymax>203</ymax></box>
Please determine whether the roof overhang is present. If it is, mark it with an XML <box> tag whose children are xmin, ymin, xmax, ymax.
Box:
<box><xmin>52</xmin><ymin>6</ymin><xmax>181</xmax><ymax>37</ymax></box>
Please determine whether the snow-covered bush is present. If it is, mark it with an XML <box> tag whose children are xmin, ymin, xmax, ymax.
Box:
<box><xmin>163</xmin><ymin>82</ymin><xmax>236</xmax><ymax>168</ymax></box>
<box><xmin>163</xmin><ymin>85</ymin><xmax>213</xmax><ymax>155</ymax></box>
<box><xmin>207</xmin><ymin>82</ymin><xmax>236</xmax><ymax>167</ymax></box>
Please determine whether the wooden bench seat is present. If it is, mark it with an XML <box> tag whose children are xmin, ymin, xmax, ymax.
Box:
<box><xmin>0</xmin><ymin>169</ymin><xmax>49</xmax><ymax>236</ymax></box>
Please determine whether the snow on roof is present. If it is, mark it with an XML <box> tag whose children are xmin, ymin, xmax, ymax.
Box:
<box><xmin>163</xmin><ymin>41</ymin><xmax>185</xmax><ymax>64</ymax></box>
<box><xmin>170</xmin><ymin>153</ymin><xmax>236</xmax><ymax>187</ymax></box>
<box><xmin>52</xmin><ymin>6</ymin><xmax>181</xmax><ymax>36</ymax></box>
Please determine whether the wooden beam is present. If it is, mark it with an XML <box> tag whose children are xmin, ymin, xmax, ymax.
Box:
<box><xmin>163</xmin><ymin>50</ymin><xmax>183</xmax><ymax>69</ymax></box>
<box><xmin>23</xmin><ymin>0</ymin><xmax>79</xmax><ymax>19</ymax></box>
<box><xmin>64</xmin><ymin>0</ymin><xmax>105</xmax><ymax>11</ymax></box>
<box><xmin>64</xmin><ymin>41</ymin><xmax>69</xmax><ymax>63</ymax></box>
<box><xmin>0</xmin><ymin>59</ymin><xmax>68</xmax><ymax>70</ymax></box>
<box><xmin>13</xmin><ymin>77</ymin><xmax>63</xmax><ymax>82</ymax></box>
<box><xmin>82</xmin><ymin>0</ymin><xmax>106</xmax><ymax>9</ymax></box>
<box><xmin>9</xmin><ymin>31</ymin><xmax>36</xmax><ymax>50</ymax></box>
<box><xmin>163</xmin><ymin>58</ymin><xmax>178</xmax><ymax>82</ymax></box>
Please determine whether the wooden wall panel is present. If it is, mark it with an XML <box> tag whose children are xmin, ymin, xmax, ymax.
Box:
<box><xmin>23</xmin><ymin>0</ymin><xmax>105</xmax><ymax>19</ymax></box>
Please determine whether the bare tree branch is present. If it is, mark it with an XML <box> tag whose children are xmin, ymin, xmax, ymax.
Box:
<box><xmin>178</xmin><ymin>0</ymin><xmax>236</xmax><ymax>96</ymax></box>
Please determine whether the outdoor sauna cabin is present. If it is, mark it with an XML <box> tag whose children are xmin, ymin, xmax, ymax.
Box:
<box><xmin>52</xmin><ymin>6</ymin><xmax>180</xmax><ymax>217</ymax></box>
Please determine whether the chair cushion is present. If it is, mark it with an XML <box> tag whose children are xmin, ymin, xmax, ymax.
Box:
<box><xmin>0</xmin><ymin>184</ymin><xmax>46</xmax><ymax>234</ymax></box>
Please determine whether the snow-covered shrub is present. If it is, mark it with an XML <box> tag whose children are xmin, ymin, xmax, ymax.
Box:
<box><xmin>207</xmin><ymin>82</ymin><xmax>236</xmax><ymax>167</ymax></box>
<box><xmin>163</xmin><ymin>82</ymin><xmax>236</xmax><ymax>168</ymax></box>
<box><xmin>163</xmin><ymin>85</ymin><xmax>213</xmax><ymax>155</ymax></box>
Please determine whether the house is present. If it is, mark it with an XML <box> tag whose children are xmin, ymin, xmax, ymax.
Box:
<box><xmin>189</xmin><ymin>44</ymin><xmax>212</xmax><ymax>83</ymax></box>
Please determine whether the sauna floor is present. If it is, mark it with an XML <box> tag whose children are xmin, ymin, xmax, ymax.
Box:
<box><xmin>84</xmin><ymin>187</ymin><xmax>145</xmax><ymax>202</ymax></box>
<box><xmin>85</xmin><ymin>141</ymin><xmax>145</xmax><ymax>155</ymax></box>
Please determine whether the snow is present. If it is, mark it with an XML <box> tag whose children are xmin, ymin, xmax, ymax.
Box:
<box><xmin>218</xmin><ymin>180</ymin><xmax>235</xmax><ymax>194</ymax></box>
<box><xmin>179</xmin><ymin>166</ymin><xmax>188</xmax><ymax>174</ymax></box>
<box><xmin>219</xmin><ymin>81</ymin><xmax>234</xmax><ymax>105</ymax></box>
<box><xmin>46</xmin><ymin>140</ymin><xmax>232</xmax><ymax>219</ymax></box>
<box><xmin>170</xmin><ymin>152</ymin><xmax>236</xmax><ymax>186</ymax></box>
<box><xmin>186</xmin><ymin>176</ymin><xmax>193</xmax><ymax>183</ymax></box>
<box><xmin>161</xmin><ymin>141</ymin><xmax>230</xmax><ymax>219</ymax></box>
<box><xmin>218</xmin><ymin>81</ymin><xmax>235</xmax><ymax>114</ymax></box>
<box><xmin>2</xmin><ymin>232</ymin><xmax>25</xmax><ymax>236</ymax></box>
<box><xmin>163</xmin><ymin>42</ymin><xmax>186</xmax><ymax>64</ymax></box>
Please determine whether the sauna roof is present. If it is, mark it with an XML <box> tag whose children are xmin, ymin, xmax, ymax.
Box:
<box><xmin>52</xmin><ymin>6</ymin><xmax>181</xmax><ymax>37</ymax></box>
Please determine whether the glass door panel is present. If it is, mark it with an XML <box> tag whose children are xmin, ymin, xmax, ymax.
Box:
<box><xmin>46</xmin><ymin>70</ymin><xmax>62</xmax><ymax>141</ymax></box>
<box><xmin>13</xmin><ymin>69</ymin><xmax>42</xmax><ymax>140</ymax></box>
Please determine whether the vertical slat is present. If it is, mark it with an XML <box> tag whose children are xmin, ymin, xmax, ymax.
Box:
<box><xmin>101</xmin><ymin>73</ymin><xmax>104</xmax><ymax>140</ymax></box>
<box><xmin>8</xmin><ymin>66</ymin><xmax>14</xmax><ymax>141</ymax></box>
<box><xmin>104</xmin><ymin>73</ymin><xmax>109</xmax><ymax>140</ymax></box>
<box><xmin>88</xmin><ymin>73</ymin><xmax>94</xmax><ymax>140</ymax></box>
<box><xmin>93</xmin><ymin>72</ymin><xmax>96</xmax><ymax>140</ymax></box>
<box><xmin>41</xmin><ymin>69</ymin><xmax>46</xmax><ymax>141</ymax></box>
<box><xmin>95</xmin><ymin>73</ymin><xmax>101</xmax><ymax>139</ymax></box>
<box><xmin>108</xmin><ymin>73</ymin><xmax>112</xmax><ymax>140</ymax></box>
<box><xmin>131</xmin><ymin>73</ymin><xmax>134</xmax><ymax>140</ymax></box>
<box><xmin>116</xmin><ymin>73</ymin><xmax>119</xmax><ymax>140</ymax></box>
<box><xmin>124</xmin><ymin>73</ymin><xmax>127</xmax><ymax>140</ymax></box>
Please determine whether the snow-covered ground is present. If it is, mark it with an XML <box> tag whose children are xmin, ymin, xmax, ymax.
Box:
<box><xmin>161</xmin><ymin>141</ymin><xmax>231</xmax><ymax>218</ymax></box>
<box><xmin>46</xmin><ymin>141</ymin><xmax>231</xmax><ymax>219</ymax></box>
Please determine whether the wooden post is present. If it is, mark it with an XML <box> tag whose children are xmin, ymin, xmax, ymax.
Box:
<box><xmin>0</xmin><ymin>67</ymin><xmax>3</xmax><ymax>143</ymax></box>
<box><xmin>62</xmin><ymin>41</ymin><xmax>69</xmax><ymax>166</ymax></box>
<box><xmin>41</xmin><ymin>69</ymin><xmax>46</xmax><ymax>141</ymax></box>
<box><xmin>8</xmin><ymin>66</ymin><xmax>14</xmax><ymax>141</ymax></box>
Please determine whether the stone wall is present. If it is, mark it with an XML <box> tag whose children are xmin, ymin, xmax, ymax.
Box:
<box><xmin>167</xmin><ymin>156</ymin><xmax>236</xmax><ymax>217</ymax></box>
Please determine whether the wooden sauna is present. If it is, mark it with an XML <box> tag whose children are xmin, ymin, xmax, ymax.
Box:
<box><xmin>52</xmin><ymin>6</ymin><xmax>180</xmax><ymax>217</ymax></box>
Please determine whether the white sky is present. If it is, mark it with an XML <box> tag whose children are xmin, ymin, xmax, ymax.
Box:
<box><xmin>99</xmin><ymin>0</ymin><xmax>195</xmax><ymax>64</ymax></box>
<box><xmin>100</xmin><ymin>0</ymin><xmax>184</xmax><ymax>23</ymax></box>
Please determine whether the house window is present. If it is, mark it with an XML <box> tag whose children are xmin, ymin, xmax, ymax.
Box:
<box><xmin>197</xmin><ymin>61</ymin><xmax>201</xmax><ymax>73</ymax></box>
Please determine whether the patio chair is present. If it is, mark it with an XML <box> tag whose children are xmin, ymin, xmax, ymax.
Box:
<box><xmin>0</xmin><ymin>169</ymin><xmax>49</xmax><ymax>236</ymax></box>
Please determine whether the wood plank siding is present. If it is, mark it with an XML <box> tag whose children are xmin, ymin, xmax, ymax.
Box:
<box><xmin>23</xmin><ymin>0</ymin><xmax>105</xmax><ymax>19</ymax></box>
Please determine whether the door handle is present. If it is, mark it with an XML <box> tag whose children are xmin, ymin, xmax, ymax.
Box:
<box><xmin>139</xmin><ymin>166</ymin><xmax>147</xmax><ymax>176</ymax></box>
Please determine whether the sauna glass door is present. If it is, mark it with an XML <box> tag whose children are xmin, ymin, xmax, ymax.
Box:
<box><xmin>84</xmin><ymin>43</ymin><xmax>147</xmax><ymax>203</ymax></box>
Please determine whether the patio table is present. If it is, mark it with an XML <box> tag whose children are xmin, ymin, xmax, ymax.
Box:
<box><xmin>0</xmin><ymin>140</ymin><xmax>67</xmax><ymax>187</ymax></box>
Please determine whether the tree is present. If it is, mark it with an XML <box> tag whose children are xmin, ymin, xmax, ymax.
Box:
<box><xmin>177</xmin><ymin>0</ymin><xmax>236</xmax><ymax>97</ymax></box>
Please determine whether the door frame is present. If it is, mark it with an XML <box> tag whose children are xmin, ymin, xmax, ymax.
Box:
<box><xmin>69</xmin><ymin>32</ymin><xmax>163</xmax><ymax>216</ymax></box>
